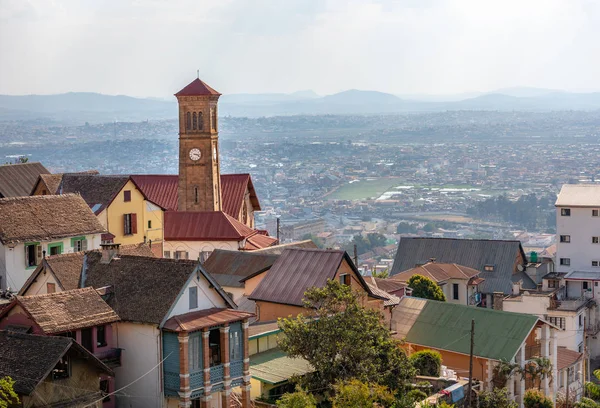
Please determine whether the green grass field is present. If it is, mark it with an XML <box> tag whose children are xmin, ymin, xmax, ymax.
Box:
<box><xmin>328</xmin><ymin>177</ymin><xmax>405</xmax><ymax>200</ymax></box>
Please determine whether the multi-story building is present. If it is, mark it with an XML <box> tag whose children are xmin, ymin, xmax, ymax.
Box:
<box><xmin>555</xmin><ymin>184</ymin><xmax>600</xmax><ymax>273</ymax></box>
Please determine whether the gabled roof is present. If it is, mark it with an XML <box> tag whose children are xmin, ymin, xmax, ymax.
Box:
<box><xmin>82</xmin><ymin>253</ymin><xmax>235</xmax><ymax>325</ymax></box>
<box><xmin>58</xmin><ymin>174</ymin><xmax>130</xmax><ymax>215</ymax></box>
<box><xmin>392</xmin><ymin>297</ymin><xmax>540</xmax><ymax>361</ymax></box>
<box><xmin>163</xmin><ymin>308</ymin><xmax>254</xmax><ymax>332</ymax></box>
<box><xmin>249</xmin><ymin>248</ymin><xmax>385</xmax><ymax>307</ymax></box>
<box><xmin>0</xmin><ymin>162</ymin><xmax>49</xmax><ymax>198</ymax></box>
<box><xmin>221</xmin><ymin>173</ymin><xmax>261</xmax><ymax>214</ymax></box>
<box><xmin>391</xmin><ymin>237</ymin><xmax>527</xmax><ymax>295</ymax></box>
<box><xmin>0</xmin><ymin>194</ymin><xmax>106</xmax><ymax>245</ymax></box>
<box><xmin>130</xmin><ymin>174</ymin><xmax>260</xmax><ymax>217</ymax></box>
<box><xmin>33</xmin><ymin>173</ymin><xmax>63</xmax><ymax>195</ymax></box>
<box><xmin>557</xmin><ymin>347</ymin><xmax>582</xmax><ymax>371</ymax></box>
<box><xmin>390</xmin><ymin>262</ymin><xmax>481</xmax><ymax>284</ymax></box>
<box><xmin>19</xmin><ymin>243</ymin><xmax>156</xmax><ymax>295</ymax></box>
<box><xmin>372</xmin><ymin>277</ymin><xmax>407</xmax><ymax>294</ymax></box>
<box><xmin>0</xmin><ymin>330</ymin><xmax>113</xmax><ymax>395</ymax></box>
<box><xmin>165</xmin><ymin>211</ymin><xmax>259</xmax><ymax>241</ymax></box>
<box><xmin>203</xmin><ymin>250</ymin><xmax>279</xmax><ymax>288</ymax></box>
<box><xmin>175</xmin><ymin>78</ymin><xmax>221</xmax><ymax>97</ymax></box>
<box><xmin>555</xmin><ymin>184</ymin><xmax>600</xmax><ymax>207</ymax></box>
<box><xmin>366</xmin><ymin>282</ymin><xmax>400</xmax><ymax>307</ymax></box>
<box><xmin>83</xmin><ymin>253</ymin><xmax>198</xmax><ymax>325</ymax></box>
<box><xmin>3</xmin><ymin>287</ymin><xmax>119</xmax><ymax>334</ymax></box>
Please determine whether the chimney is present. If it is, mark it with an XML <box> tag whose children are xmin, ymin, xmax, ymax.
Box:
<box><xmin>100</xmin><ymin>243</ymin><xmax>121</xmax><ymax>264</ymax></box>
<box><xmin>429</xmin><ymin>258</ymin><xmax>436</xmax><ymax>263</ymax></box>
<box><xmin>493</xmin><ymin>292</ymin><xmax>504</xmax><ymax>310</ymax></box>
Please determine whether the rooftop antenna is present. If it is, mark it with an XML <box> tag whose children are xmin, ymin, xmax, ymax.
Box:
<box><xmin>197</xmin><ymin>69</ymin><xmax>199</xmax><ymax>79</ymax></box>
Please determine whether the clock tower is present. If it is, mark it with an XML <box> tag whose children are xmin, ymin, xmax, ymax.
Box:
<box><xmin>175</xmin><ymin>78</ymin><xmax>222</xmax><ymax>212</ymax></box>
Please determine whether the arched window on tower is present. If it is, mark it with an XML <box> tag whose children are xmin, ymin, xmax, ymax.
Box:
<box><xmin>211</xmin><ymin>108</ymin><xmax>217</xmax><ymax>131</ymax></box>
<box><xmin>186</xmin><ymin>112</ymin><xmax>191</xmax><ymax>130</ymax></box>
<box><xmin>198</xmin><ymin>112</ymin><xmax>203</xmax><ymax>131</ymax></box>
<box><xmin>194</xmin><ymin>186</ymin><xmax>199</xmax><ymax>204</ymax></box>
<box><xmin>192</xmin><ymin>112</ymin><xmax>197</xmax><ymax>130</ymax></box>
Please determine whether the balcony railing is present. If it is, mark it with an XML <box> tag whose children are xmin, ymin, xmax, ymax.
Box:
<box><xmin>210</xmin><ymin>365</ymin><xmax>224</xmax><ymax>384</ymax></box>
<box><xmin>231</xmin><ymin>360</ymin><xmax>244</xmax><ymax>378</ymax></box>
<box><xmin>95</xmin><ymin>348</ymin><xmax>122</xmax><ymax>368</ymax></box>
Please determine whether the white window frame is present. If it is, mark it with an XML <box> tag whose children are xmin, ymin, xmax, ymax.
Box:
<box><xmin>560</xmin><ymin>258</ymin><xmax>571</xmax><ymax>266</ymax></box>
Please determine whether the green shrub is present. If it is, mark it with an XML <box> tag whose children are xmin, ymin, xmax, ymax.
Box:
<box><xmin>276</xmin><ymin>387</ymin><xmax>317</xmax><ymax>408</ymax></box>
<box><xmin>409</xmin><ymin>350</ymin><xmax>442</xmax><ymax>377</ymax></box>
<box><xmin>523</xmin><ymin>389</ymin><xmax>553</xmax><ymax>408</ymax></box>
<box><xmin>406</xmin><ymin>389</ymin><xmax>428</xmax><ymax>403</ymax></box>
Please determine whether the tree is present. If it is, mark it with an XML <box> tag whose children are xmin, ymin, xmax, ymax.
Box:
<box><xmin>582</xmin><ymin>369</ymin><xmax>600</xmax><ymax>405</ymax></box>
<box><xmin>523</xmin><ymin>389</ymin><xmax>552</xmax><ymax>408</ymax></box>
<box><xmin>409</xmin><ymin>350</ymin><xmax>442</xmax><ymax>377</ymax></box>
<box><xmin>301</xmin><ymin>234</ymin><xmax>324</xmax><ymax>248</ymax></box>
<box><xmin>5</xmin><ymin>156</ymin><xmax>28</xmax><ymax>165</ymax></box>
<box><xmin>278</xmin><ymin>280</ymin><xmax>415</xmax><ymax>395</ymax></box>
<box><xmin>478</xmin><ymin>388</ymin><xmax>518</xmax><ymax>408</ymax></box>
<box><xmin>0</xmin><ymin>376</ymin><xmax>19</xmax><ymax>408</ymax></box>
<box><xmin>407</xmin><ymin>275</ymin><xmax>446</xmax><ymax>301</ymax></box>
<box><xmin>331</xmin><ymin>379</ymin><xmax>395</xmax><ymax>408</ymax></box>
<box><xmin>371</xmin><ymin>269</ymin><xmax>389</xmax><ymax>279</ymax></box>
<box><xmin>276</xmin><ymin>387</ymin><xmax>317</xmax><ymax>408</ymax></box>
<box><xmin>521</xmin><ymin>358</ymin><xmax>553</xmax><ymax>391</ymax></box>
<box><xmin>492</xmin><ymin>360</ymin><xmax>522</xmax><ymax>389</ymax></box>
<box><xmin>396</xmin><ymin>222</ymin><xmax>417</xmax><ymax>235</ymax></box>
<box><xmin>366</xmin><ymin>233</ymin><xmax>386</xmax><ymax>249</ymax></box>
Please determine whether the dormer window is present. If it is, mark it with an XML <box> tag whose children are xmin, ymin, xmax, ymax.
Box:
<box><xmin>484</xmin><ymin>265</ymin><xmax>495</xmax><ymax>272</ymax></box>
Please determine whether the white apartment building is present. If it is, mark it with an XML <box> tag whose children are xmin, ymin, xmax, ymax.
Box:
<box><xmin>555</xmin><ymin>184</ymin><xmax>600</xmax><ymax>273</ymax></box>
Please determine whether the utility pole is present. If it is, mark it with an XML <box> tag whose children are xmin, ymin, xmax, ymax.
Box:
<box><xmin>353</xmin><ymin>244</ymin><xmax>358</xmax><ymax>267</ymax></box>
<box><xmin>467</xmin><ymin>319</ymin><xmax>475</xmax><ymax>408</ymax></box>
<box><xmin>566</xmin><ymin>370</ymin><xmax>570</xmax><ymax>408</ymax></box>
<box><xmin>276</xmin><ymin>217</ymin><xmax>280</xmax><ymax>242</ymax></box>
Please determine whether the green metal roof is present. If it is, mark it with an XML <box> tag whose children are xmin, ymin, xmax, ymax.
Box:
<box><xmin>394</xmin><ymin>297</ymin><xmax>539</xmax><ymax>362</ymax></box>
<box><xmin>250</xmin><ymin>348</ymin><xmax>313</xmax><ymax>385</ymax></box>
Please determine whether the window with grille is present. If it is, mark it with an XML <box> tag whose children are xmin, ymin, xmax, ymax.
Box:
<box><xmin>560</xmin><ymin>258</ymin><xmax>570</xmax><ymax>266</ymax></box>
<box><xmin>547</xmin><ymin>316</ymin><xmax>565</xmax><ymax>330</ymax></box>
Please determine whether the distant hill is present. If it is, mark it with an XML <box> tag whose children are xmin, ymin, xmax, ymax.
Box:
<box><xmin>2</xmin><ymin>87</ymin><xmax>600</xmax><ymax>122</ymax></box>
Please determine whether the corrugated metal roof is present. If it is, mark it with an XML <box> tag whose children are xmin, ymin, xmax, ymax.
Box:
<box><xmin>0</xmin><ymin>162</ymin><xmax>49</xmax><ymax>198</ymax></box>
<box><xmin>391</xmin><ymin>238</ymin><xmax>526</xmax><ymax>295</ymax></box>
<box><xmin>564</xmin><ymin>270</ymin><xmax>600</xmax><ymax>280</ymax></box>
<box><xmin>203</xmin><ymin>250</ymin><xmax>279</xmax><ymax>288</ymax></box>
<box><xmin>252</xmin><ymin>240</ymin><xmax>318</xmax><ymax>255</ymax></box>
<box><xmin>175</xmin><ymin>78</ymin><xmax>221</xmax><ymax>96</ymax></box>
<box><xmin>392</xmin><ymin>297</ymin><xmax>539</xmax><ymax>361</ymax></box>
<box><xmin>555</xmin><ymin>184</ymin><xmax>600</xmax><ymax>207</ymax></box>
<box><xmin>249</xmin><ymin>248</ymin><xmax>383</xmax><ymax>306</ymax></box>
<box><xmin>243</xmin><ymin>233</ymin><xmax>278</xmax><ymax>250</ymax></box>
<box><xmin>164</xmin><ymin>211</ymin><xmax>257</xmax><ymax>241</ymax></box>
<box><xmin>163</xmin><ymin>308</ymin><xmax>254</xmax><ymax>332</ymax></box>
<box><xmin>390</xmin><ymin>262</ymin><xmax>481</xmax><ymax>284</ymax></box>
<box><xmin>250</xmin><ymin>348</ymin><xmax>312</xmax><ymax>385</ymax></box>
<box><xmin>130</xmin><ymin>174</ymin><xmax>260</xmax><ymax>216</ymax></box>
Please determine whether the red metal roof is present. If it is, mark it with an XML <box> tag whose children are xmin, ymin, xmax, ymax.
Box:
<box><xmin>164</xmin><ymin>211</ymin><xmax>257</xmax><ymax>241</ymax></box>
<box><xmin>175</xmin><ymin>78</ymin><xmax>221</xmax><ymax>97</ymax></box>
<box><xmin>163</xmin><ymin>308</ymin><xmax>254</xmax><ymax>332</ymax></box>
<box><xmin>130</xmin><ymin>174</ymin><xmax>260</xmax><ymax>215</ymax></box>
<box><xmin>243</xmin><ymin>233</ymin><xmax>278</xmax><ymax>250</ymax></box>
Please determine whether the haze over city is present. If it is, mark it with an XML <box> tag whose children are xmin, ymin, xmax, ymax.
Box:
<box><xmin>2</xmin><ymin>0</ymin><xmax>600</xmax><ymax>97</ymax></box>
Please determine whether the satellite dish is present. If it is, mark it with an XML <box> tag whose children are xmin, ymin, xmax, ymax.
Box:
<box><xmin>517</xmin><ymin>264</ymin><xmax>524</xmax><ymax>272</ymax></box>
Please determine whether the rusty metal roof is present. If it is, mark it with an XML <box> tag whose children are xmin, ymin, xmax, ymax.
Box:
<box><xmin>164</xmin><ymin>211</ymin><xmax>259</xmax><ymax>241</ymax></box>
<box><xmin>243</xmin><ymin>233</ymin><xmax>278</xmax><ymax>250</ymax></box>
<box><xmin>175</xmin><ymin>78</ymin><xmax>221</xmax><ymax>97</ymax></box>
<box><xmin>0</xmin><ymin>162</ymin><xmax>49</xmax><ymax>198</ymax></box>
<box><xmin>203</xmin><ymin>250</ymin><xmax>279</xmax><ymax>288</ymax></box>
<box><xmin>163</xmin><ymin>308</ymin><xmax>253</xmax><ymax>332</ymax></box>
<box><xmin>249</xmin><ymin>248</ymin><xmax>385</xmax><ymax>307</ymax></box>
<box><xmin>221</xmin><ymin>173</ymin><xmax>261</xmax><ymax>215</ymax></box>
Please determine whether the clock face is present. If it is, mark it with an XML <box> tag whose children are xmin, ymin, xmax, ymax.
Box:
<box><xmin>189</xmin><ymin>148</ymin><xmax>201</xmax><ymax>161</ymax></box>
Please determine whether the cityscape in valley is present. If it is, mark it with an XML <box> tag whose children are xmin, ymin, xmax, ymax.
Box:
<box><xmin>4</xmin><ymin>2</ymin><xmax>600</xmax><ymax>408</ymax></box>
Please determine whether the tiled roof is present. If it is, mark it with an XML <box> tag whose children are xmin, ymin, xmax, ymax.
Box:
<box><xmin>163</xmin><ymin>308</ymin><xmax>254</xmax><ymax>332</ymax></box>
<box><xmin>0</xmin><ymin>330</ymin><xmax>113</xmax><ymax>395</ymax></box>
<box><xmin>390</xmin><ymin>262</ymin><xmax>480</xmax><ymax>284</ymax></box>
<box><xmin>83</xmin><ymin>253</ymin><xmax>198</xmax><ymax>324</ymax></box>
<box><xmin>392</xmin><ymin>297</ymin><xmax>539</xmax><ymax>361</ymax></box>
<box><xmin>249</xmin><ymin>248</ymin><xmax>384</xmax><ymax>307</ymax></box>
<box><xmin>36</xmin><ymin>173</ymin><xmax>64</xmax><ymax>194</ymax></box>
<box><xmin>391</xmin><ymin>237</ymin><xmax>526</xmax><ymax>295</ymax></box>
<box><xmin>59</xmin><ymin>174</ymin><xmax>129</xmax><ymax>215</ymax></box>
<box><xmin>11</xmin><ymin>287</ymin><xmax>119</xmax><ymax>334</ymax></box>
<box><xmin>557</xmin><ymin>347</ymin><xmax>582</xmax><ymax>371</ymax></box>
<box><xmin>0</xmin><ymin>162</ymin><xmax>49</xmax><ymax>198</ymax></box>
<box><xmin>372</xmin><ymin>277</ymin><xmax>407</xmax><ymax>294</ymax></box>
<box><xmin>19</xmin><ymin>243</ymin><xmax>157</xmax><ymax>294</ymax></box>
<box><xmin>130</xmin><ymin>174</ymin><xmax>259</xmax><ymax>217</ymax></box>
<box><xmin>366</xmin><ymin>282</ymin><xmax>400</xmax><ymax>307</ymax></box>
<box><xmin>175</xmin><ymin>78</ymin><xmax>221</xmax><ymax>96</ymax></box>
<box><xmin>0</xmin><ymin>194</ymin><xmax>106</xmax><ymax>244</ymax></box>
<box><xmin>203</xmin><ymin>250</ymin><xmax>279</xmax><ymax>288</ymax></box>
<box><xmin>164</xmin><ymin>211</ymin><xmax>257</xmax><ymax>241</ymax></box>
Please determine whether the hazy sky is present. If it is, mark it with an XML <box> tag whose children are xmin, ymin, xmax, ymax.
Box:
<box><xmin>1</xmin><ymin>0</ymin><xmax>600</xmax><ymax>97</ymax></box>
